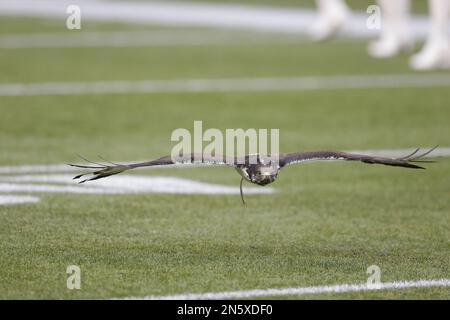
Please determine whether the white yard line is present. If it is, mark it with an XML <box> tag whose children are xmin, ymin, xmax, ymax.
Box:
<box><xmin>118</xmin><ymin>278</ymin><xmax>450</xmax><ymax>300</ymax></box>
<box><xmin>0</xmin><ymin>0</ymin><xmax>440</xmax><ymax>39</ymax></box>
<box><xmin>1</xmin><ymin>74</ymin><xmax>450</xmax><ymax>96</ymax></box>
<box><xmin>0</xmin><ymin>164</ymin><xmax>72</xmax><ymax>175</ymax></box>
<box><xmin>0</xmin><ymin>30</ymin><xmax>306</xmax><ymax>49</ymax></box>
<box><xmin>0</xmin><ymin>174</ymin><xmax>273</xmax><ymax>206</ymax></box>
<box><xmin>0</xmin><ymin>174</ymin><xmax>273</xmax><ymax>195</ymax></box>
<box><xmin>0</xmin><ymin>148</ymin><xmax>447</xmax><ymax>175</ymax></box>
<box><xmin>0</xmin><ymin>195</ymin><xmax>40</xmax><ymax>205</ymax></box>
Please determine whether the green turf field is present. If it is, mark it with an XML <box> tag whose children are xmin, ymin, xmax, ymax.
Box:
<box><xmin>0</xmin><ymin>12</ymin><xmax>449</xmax><ymax>300</ymax></box>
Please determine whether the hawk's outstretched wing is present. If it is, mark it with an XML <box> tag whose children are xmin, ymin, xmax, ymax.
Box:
<box><xmin>279</xmin><ymin>146</ymin><xmax>438</xmax><ymax>169</ymax></box>
<box><xmin>69</xmin><ymin>153</ymin><xmax>247</xmax><ymax>183</ymax></box>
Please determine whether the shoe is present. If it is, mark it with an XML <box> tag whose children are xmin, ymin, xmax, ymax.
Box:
<box><xmin>368</xmin><ymin>33</ymin><xmax>414</xmax><ymax>58</ymax></box>
<box><xmin>410</xmin><ymin>37</ymin><xmax>450</xmax><ymax>70</ymax></box>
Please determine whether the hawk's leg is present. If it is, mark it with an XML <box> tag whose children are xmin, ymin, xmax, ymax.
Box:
<box><xmin>240</xmin><ymin>177</ymin><xmax>246</xmax><ymax>205</ymax></box>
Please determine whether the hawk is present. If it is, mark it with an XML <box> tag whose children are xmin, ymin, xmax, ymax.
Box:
<box><xmin>69</xmin><ymin>146</ymin><xmax>437</xmax><ymax>204</ymax></box>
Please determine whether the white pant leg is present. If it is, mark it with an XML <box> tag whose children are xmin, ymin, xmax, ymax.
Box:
<box><xmin>310</xmin><ymin>0</ymin><xmax>349</xmax><ymax>41</ymax></box>
<box><xmin>368</xmin><ymin>0</ymin><xmax>413</xmax><ymax>58</ymax></box>
<box><xmin>429</xmin><ymin>0</ymin><xmax>449</xmax><ymax>40</ymax></box>
<box><xmin>410</xmin><ymin>0</ymin><xmax>450</xmax><ymax>70</ymax></box>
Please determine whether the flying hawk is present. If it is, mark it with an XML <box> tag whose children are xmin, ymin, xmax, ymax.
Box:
<box><xmin>69</xmin><ymin>146</ymin><xmax>437</xmax><ymax>204</ymax></box>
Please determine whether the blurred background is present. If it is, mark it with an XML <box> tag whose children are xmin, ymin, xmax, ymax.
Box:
<box><xmin>1</xmin><ymin>0</ymin><xmax>448</xmax><ymax>164</ymax></box>
<box><xmin>0</xmin><ymin>0</ymin><xmax>449</xmax><ymax>299</ymax></box>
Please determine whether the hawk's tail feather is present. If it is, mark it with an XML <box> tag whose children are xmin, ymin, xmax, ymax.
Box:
<box><xmin>409</xmin><ymin>159</ymin><xmax>436</xmax><ymax>163</ymax></box>
<box><xmin>358</xmin><ymin>146</ymin><xmax>439</xmax><ymax>170</ymax></box>
<box><xmin>75</xmin><ymin>154</ymin><xmax>108</xmax><ymax>167</ymax></box>
<box><xmin>69</xmin><ymin>159</ymin><xmax>131</xmax><ymax>183</ymax></box>
<box><xmin>395</xmin><ymin>145</ymin><xmax>439</xmax><ymax>168</ymax></box>
<box><xmin>394</xmin><ymin>162</ymin><xmax>425</xmax><ymax>169</ymax></box>
<box><xmin>97</xmin><ymin>155</ymin><xmax>124</xmax><ymax>166</ymax></box>
<box><xmin>397</xmin><ymin>147</ymin><xmax>421</xmax><ymax>160</ymax></box>
<box><xmin>67</xmin><ymin>163</ymin><xmax>104</xmax><ymax>169</ymax></box>
<box><xmin>401</xmin><ymin>145</ymin><xmax>438</xmax><ymax>160</ymax></box>
<box><xmin>361</xmin><ymin>159</ymin><xmax>426</xmax><ymax>169</ymax></box>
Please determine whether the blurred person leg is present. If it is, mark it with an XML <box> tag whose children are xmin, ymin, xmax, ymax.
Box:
<box><xmin>310</xmin><ymin>0</ymin><xmax>350</xmax><ymax>41</ymax></box>
<box><xmin>410</xmin><ymin>0</ymin><xmax>450</xmax><ymax>70</ymax></box>
<box><xmin>368</xmin><ymin>0</ymin><xmax>413</xmax><ymax>58</ymax></box>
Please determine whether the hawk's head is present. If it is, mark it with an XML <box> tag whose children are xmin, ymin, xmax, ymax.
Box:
<box><xmin>236</xmin><ymin>162</ymin><xmax>280</xmax><ymax>186</ymax></box>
